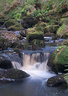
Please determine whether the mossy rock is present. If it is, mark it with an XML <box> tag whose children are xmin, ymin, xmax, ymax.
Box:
<box><xmin>27</xmin><ymin>27</ymin><xmax>44</xmax><ymax>42</ymax></box>
<box><xmin>8</xmin><ymin>24</ymin><xmax>23</xmax><ymax>31</ymax></box>
<box><xmin>48</xmin><ymin>46</ymin><xmax>68</xmax><ymax>73</ymax></box>
<box><xmin>32</xmin><ymin>39</ymin><xmax>44</xmax><ymax>50</ymax></box>
<box><xmin>57</xmin><ymin>24</ymin><xmax>68</xmax><ymax>38</ymax></box>
<box><xmin>5</xmin><ymin>19</ymin><xmax>20</xmax><ymax>28</ymax></box>
<box><xmin>56</xmin><ymin>2</ymin><xmax>68</xmax><ymax>13</ymax></box>
<box><xmin>60</xmin><ymin>18</ymin><xmax>68</xmax><ymax>25</ymax></box>
<box><xmin>45</xmin><ymin>25</ymin><xmax>59</xmax><ymax>33</ymax></box>
<box><xmin>35</xmin><ymin>22</ymin><xmax>47</xmax><ymax>32</ymax></box>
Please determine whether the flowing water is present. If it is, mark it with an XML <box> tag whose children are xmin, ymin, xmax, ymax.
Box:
<box><xmin>0</xmin><ymin>37</ymin><xmax>68</xmax><ymax>96</ymax></box>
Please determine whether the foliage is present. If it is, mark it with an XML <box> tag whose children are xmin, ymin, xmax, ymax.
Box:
<box><xmin>57</xmin><ymin>24</ymin><xmax>68</xmax><ymax>37</ymax></box>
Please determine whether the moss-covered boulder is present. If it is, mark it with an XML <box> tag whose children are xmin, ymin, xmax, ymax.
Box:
<box><xmin>45</xmin><ymin>25</ymin><xmax>59</xmax><ymax>34</ymax></box>
<box><xmin>5</xmin><ymin>19</ymin><xmax>17</xmax><ymax>28</ymax></box>
<box><xmin>32</xmin><ymin>39</ymin><xmax>44</xmax><ymax>50</ymax></box>
<box><xmin>35</xmin><ymin>22</ymin><xmax>47</xmax><ymax>32</ymax></box>
<box><xmin>8</xmin><ymin>24</ymin><xmax>23</xmax><ymax>31</ymax></box>
<box><xmin>48</xmin><ymin>46</ymin><xmax>68</xmax><ymax>73</ymax></box>
<box><xmin>57</xmin><ymin>24</ymin><xmax>68</xmax><ymax>38</ymax></box>
<box><xmin>27</xmin><ymin>27</ymin><xmax>44</xmax><ymax>42</ymax></box>
<box><xmin>5</xmin><ymin>19</ymin><xmax>23</xmax><ymax>31</ymax></box>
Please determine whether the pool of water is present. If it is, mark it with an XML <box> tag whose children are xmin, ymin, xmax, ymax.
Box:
<box><xmin>0</xmin><ymin>76</ymin><xmax>68</xmax><ymax>96</ymax></box>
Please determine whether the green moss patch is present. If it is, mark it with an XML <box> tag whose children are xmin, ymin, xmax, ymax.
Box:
<box><xmin>53</xmin><ymin>46</ymin><xmax>68</xmax><ymax>72</ymax></box>
<box><xmin>57</xmin><ymin>24</ymin><xmax>68</xmax><ymax>37</ymax></box>
<box><xmin>27</xmin><ymin>27</ymin><xmax>44</xmax><ymax>42</ymax></box>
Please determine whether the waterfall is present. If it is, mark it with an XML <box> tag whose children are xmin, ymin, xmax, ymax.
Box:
<box><xmin>19</xmin><ymin>52</ymin><xmax>55</xmax><ymax>78</ymax></box>
<box><xmin>1</xmin><ymin>49</ymin><xmax>55</xmax><ymax>78</ymax></box>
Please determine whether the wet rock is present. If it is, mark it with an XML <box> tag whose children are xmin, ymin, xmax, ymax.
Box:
<box><xmin>20</xmin><ymin>30</ymin><xmax>26</xmax><ymax>37</ymax></box>
<box><xmin>47</xmin><ymin>75</ymin><xmax>67</xmax><ymax>88</ymax></box>
<box><xmin>0</xmin><ymin>69</ymin><xmax>30</xmax><ymax>82</ymax></box>
<box><xmin>0</xmin><ymin>55</ymin><xmax>13</xmax><ymax>69</ymax></box>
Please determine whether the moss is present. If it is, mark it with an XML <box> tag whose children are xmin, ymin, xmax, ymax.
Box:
<box><xmin>45</xmin><ymin>25</ymin><xmax>59</xmax><ymax>33</ymax></box>
<box><xmin>60</xmin><ymin>18</ymin><xmax>68</xmax><ymax>25</ymax></box>
<box><xmin>8</xmin><ymin>24</ymin><xmax>23</xmax><ymax>31</ymax></box>
<box><xmin>35</xmin><ymin>22</ymin><xmax>47</xmax><ymax>32</ymax></box>
<box><xmin>32</xmin><ymin>39</ymin><xmax>44</xmax><ymax>50</ymax></box>
<box><xmin>5</xmin><ymin>19</ymin><xmax>19</xmax><ymax>28</ymax></box>
<box><xmin>27</xmin><ymin>27</ymin><xmax>44</xmax><ymax>42</ymax></box>
<box><xmin>57</xmin><ymin>24</ymin><xmax>68</xmax><ymax>37</ymax></box>
<box><xmin>5</xmin><ymin>19</ymin><xmax>23</xmax><ymax>30</ymax></box>
<box><xmin>52</xmin><ymin>46</ymin><xmax>68</xmax><ymax>73</ymax></box>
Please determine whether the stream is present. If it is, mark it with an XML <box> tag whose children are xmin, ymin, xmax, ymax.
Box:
<box><xmin>0</xmin><ymin>36</ymin><xmax>68</xmax><ymax>96</ymax></box>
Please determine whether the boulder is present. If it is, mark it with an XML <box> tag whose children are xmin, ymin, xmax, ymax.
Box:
<box><xmin>0</xmin><ymin>55</ymin><xmax>13</xmax><ymax>69</ymax></box>
<box><xmin>27</xmin><ymin>27</ymin><xmax>44</xmax><ymax>42</ymax></box>
<box><xmin>48</xmin><ymin>46</ymin><xmax>68</xmax><ymax>73</ymax></box>
<box><xmin>47</xmin><ymin>75</ymin><xmax>67</xmax><ymax>88</ymax></box>
<box><xmin>0</xmin><ymin>69</ymin><xmax>30</xmax><ymax>82</ymax></box>
<box><xmin>5</xmin><ymin>19</ymin><xmax>23</xmax><ymax>31</ymax></box>
<box><xmin>8</xmin><ymin>24</ymin><xmax>23</xmax><ymax>31</ymax></box>
<box><xmin>45</xmin><ymin>25</ymin><xmax>59</xmax><ymax>34</ymax></box>
<box><xmin>5</xmin><ymin>19</ymin><xmax>18</xmax><ymax>28</ymax></box>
